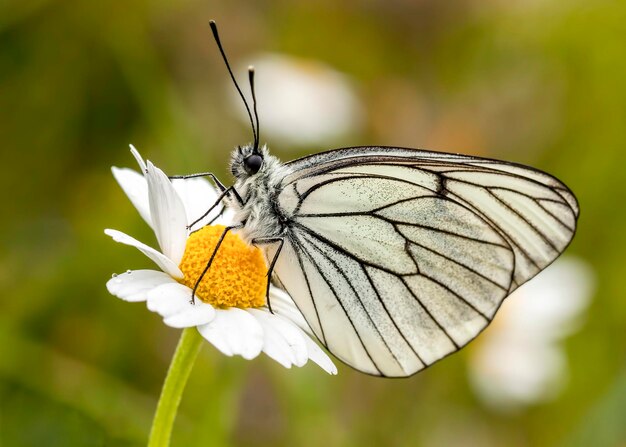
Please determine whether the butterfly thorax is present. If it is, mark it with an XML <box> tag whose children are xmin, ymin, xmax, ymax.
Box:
<box><xmin>228</xmin><ymin>145</ymin><xmax>293</xmax><ymax>244</ymax></box>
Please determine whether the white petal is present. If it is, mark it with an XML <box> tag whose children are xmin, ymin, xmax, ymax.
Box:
<box><xmin>145</xmin><ymin>283</ymin><xmax>215</xmax><ymax>328</ymax></box>
<box><xmin>145</xmin><ymin>161</ymin><xmax>188</xmax><ymax>265</ymax></box>
<box><xmin>301</xmin><ymin>332</ymin><xmax>338</xmax><ymax>375</ymax></box>
<box><xmin>172</xmin><ymin>178</ymin><xmax>221</xmax><ymax>228</ymax></box>
<box><xmin>164</xmin><ymin>306</ymin><xmax>216</xmax><ymax>328</ymax></box>
<box><xmin>104</xmin><ymin>229</ymin><xmax>183</xmax><ymax>279</ymax></box>
<box><xmin>215</xmin><ymin>207</ymin><xmax>237</xmax><ymax>226</ymax></box>
<box><xmin>106</xmin><ymin>269</ymin><xmax>175</xmax><ymax>302</ymax></box>
<box><xmin>267</xmin><ymin>286</ymin><xmax>312</xmax><ymax>335</ymax></box>
<box><xmin>129</xmin><ymin>144</ymin><xmax>147</xmax><ymax>172</ymax></box>
<box><xmin>197</xmin><ymin>308</ymin><xmax>263</xmax><ymax>360</ymax></box>
<box><xmin>112</xmin><ymin>167</ymin><xmax>152</xmax><ymax>229</ymax></box>
<box><xmin>146</xmin><ymin>283</ymin><xmax>190</xmax><ymax>317</ymax></box>
<box><xmin>264</xmin><ymin>288</ymin><xmax>337</xmax><ymax>374</ymax></box>
<box><xmin>248</xmin><ymin>309</ymin><xmax>309</xmax><ymax>368</ymax></box>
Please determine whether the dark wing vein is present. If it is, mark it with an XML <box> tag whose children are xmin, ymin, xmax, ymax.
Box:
<box><xmin>361</xmin><ymin>266</ymin><xmax>427</xmax><ymax>367</ymax></box>
<box><xmin>399</xmin><ymin>277</ymin><xmax>461</xmax><ymax>349</ymax></box>
<box><xmin>443</xmin><ymin>188</ymin><xmax>542</xmax><ymax>271</ymax></box>
<box><xmin>303</xmin><ymin>235</ymin><xmax>405</xmax><ymax>374</ymax></box>
<box><xmin>487</xmin><ymin>189</ymin><xmax>561</xmax><ymax>253</ymax></box>
<box><xmin>293</xmin><ymin>234</ymin><xmax>385</xmax><ymax>375</ymax></box>
<box><xmin>289</xmin><ymin>236</ymin><xmax>327</xmax><ymax>345</ymax></box>
<box><xmin>405</xmin><ymin>236</ymin><xmax>508</xmax><ymax>294</ymax></box>
<box><xmin>290</xmin><ymin>219</ymin><xmax>418</xmax><ymax>275</ymax></box>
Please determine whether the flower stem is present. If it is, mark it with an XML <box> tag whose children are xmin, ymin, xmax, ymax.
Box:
<box><xmin>148</xmin><ymin>327</ymin><xmax>203</xmax><ymax>447</ymax></box>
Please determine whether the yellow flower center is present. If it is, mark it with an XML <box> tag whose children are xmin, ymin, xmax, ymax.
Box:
<box><xmin>178</xmin><ymin>225</ymin><xmax>267</xmax><ymax>308</ymax></box>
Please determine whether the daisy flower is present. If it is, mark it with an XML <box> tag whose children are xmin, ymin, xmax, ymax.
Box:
<box><xmin>105</xmin><ymin>146</ymin><xmax>336</xmax><ymax>374</ymax></box>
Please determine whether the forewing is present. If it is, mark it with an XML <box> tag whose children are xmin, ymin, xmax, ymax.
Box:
<box><xmin>273</xmin><ymin>147</ymin><xmax>577</xmax><ymax>376</ymax></box>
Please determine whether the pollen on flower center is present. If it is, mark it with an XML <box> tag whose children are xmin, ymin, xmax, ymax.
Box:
<box><xmin>178</xmin><ymin>225</ymin><xmax>267</xmax><ymax>308</ymax></box>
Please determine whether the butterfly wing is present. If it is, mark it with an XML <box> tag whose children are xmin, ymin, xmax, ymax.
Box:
<box><xmin>269</xmin><ymin>147</ymin><xmax>578</xmax><ymax>377</ymax></box>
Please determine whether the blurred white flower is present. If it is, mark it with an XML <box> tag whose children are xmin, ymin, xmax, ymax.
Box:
<box><xmin>468</xmin><ymin>256</ymin><xmax>594</xmax><ymax>410</ymax></box>
<box><xmin>235</xmin><ymin>53</ymin><xmax>362</xmax><ymax>146</ymax></box>
<box><xmin>104</xmin><ymin>146</ymin><xmax>337</xmax><ymax>374</ymax></box>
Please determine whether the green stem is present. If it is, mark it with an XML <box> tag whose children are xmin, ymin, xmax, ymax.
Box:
<box><xmin>148</xmin><ymin>327</ymin><xmax>203</xmax><ymax>447</ymax></box>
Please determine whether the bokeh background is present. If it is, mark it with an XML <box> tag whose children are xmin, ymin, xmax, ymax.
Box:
<box><xmin>1</xmin><ymin>0</ymin><xmax>625</xmax><ymax>446</ymax></box>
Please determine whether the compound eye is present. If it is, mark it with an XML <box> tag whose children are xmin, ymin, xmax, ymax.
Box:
<box><xmin>243</xmin><ymin>154</ymin><xmax>263</xmax><ymax>175</ymax></box>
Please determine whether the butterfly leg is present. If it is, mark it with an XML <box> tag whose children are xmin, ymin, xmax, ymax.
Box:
<box><xmin>187</xmin><ymin>186</ymin><xmax>244</xmax><ymax>232</ymax></box>
<box><xmin>169</xmin><ymin>172</ymin><xmax>227</xmax><ymax>192</ymax></box>
<box><xmin>250</xmin><ymin>237</ymin><xmax>285</xmax><ymax>314</ymax></box>
<box><xmin>191</xmin><ymin>223</ymin><xmax>244</xmax><ymax>304</ymax></box>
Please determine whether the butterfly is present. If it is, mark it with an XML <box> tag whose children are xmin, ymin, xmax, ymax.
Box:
<box><xmin>176</xmin><ymin>21</ymin><xmax>578</xmax><ymax>377</ymax></box>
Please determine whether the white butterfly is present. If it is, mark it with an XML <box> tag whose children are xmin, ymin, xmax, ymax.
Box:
<box><xmin>177</xmin><ymin>21</ymin><xmax>578</xmax><ymax>377</ymax></box>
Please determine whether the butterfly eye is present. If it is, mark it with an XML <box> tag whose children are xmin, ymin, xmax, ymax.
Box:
<box><xmin>244</xmin><ymin>154</ymin><xmax>263</xmax><ymax>175</ymax></box>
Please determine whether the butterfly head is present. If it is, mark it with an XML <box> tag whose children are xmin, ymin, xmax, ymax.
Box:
<box><xmin>230</xmin><ymin>144</ymin><xmax>266</xmax><ymax>179</ymax></box>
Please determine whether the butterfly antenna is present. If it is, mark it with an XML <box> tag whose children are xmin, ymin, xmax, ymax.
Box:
<box><xmin>248</xmin><ymin>66</ymin><xmax>260</xmax><ymax>152</ymax></box>
<box><xmin>209</xmin><ymin>20</ymin><xmax>257</xmax><ymax>147</ymax></box>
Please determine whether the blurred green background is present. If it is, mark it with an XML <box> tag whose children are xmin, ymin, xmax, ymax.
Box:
<box><xmin>1</xmin><ymin>0</ymin><xmax>625</xmax><ymax>446</ymax></box>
